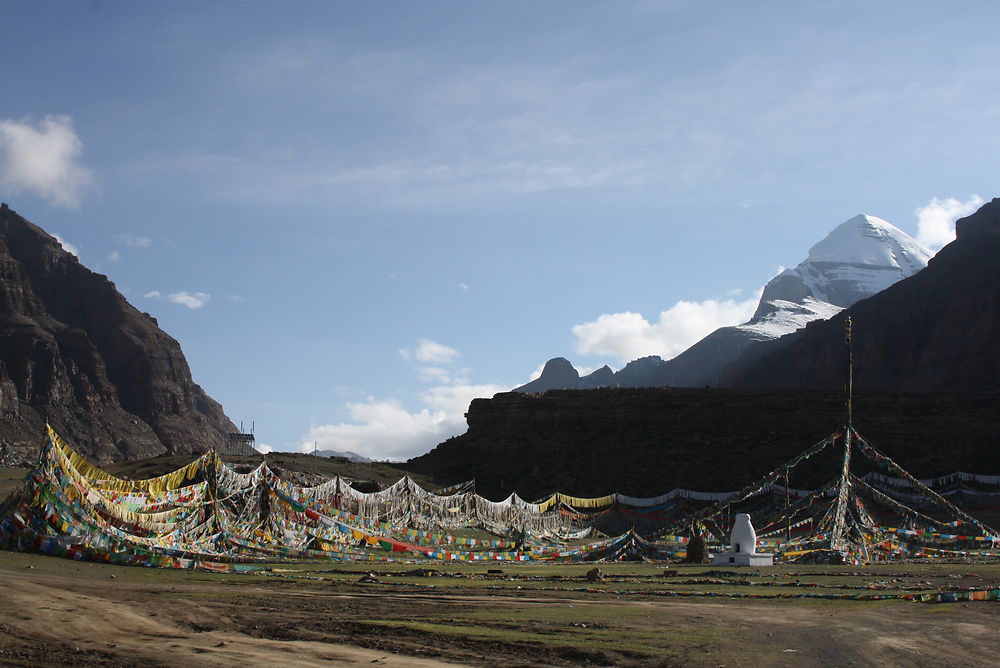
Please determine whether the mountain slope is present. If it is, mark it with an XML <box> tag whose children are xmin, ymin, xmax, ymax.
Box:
<box><xmin>515</xmin><ymin>214</ymin><xmax>930</xmax><ymax>391</ymax></box>
<box><xmin>0</xmin><ymin>203</ymin><xmax>239</xmax><ymax>463</ymax></box>
<box><xmin>722</xmin><ymin>198</ymin><xmax>1000</xmax><ymax>392</ymax></box>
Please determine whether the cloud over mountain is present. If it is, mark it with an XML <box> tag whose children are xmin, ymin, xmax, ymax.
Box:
<box><xmin>915</xmin><ymin>195</ymin><xmax>983</xmax><ymax>252</ymax></box>
<box><xmin>571</xmin><ymin>292</ymin><xmax>761</xmax><ymax>364</ymax></box>
<box><xmin>0</xmin><ymin>116</ymin><xmax>93</xmax><ymax>208</ymax></box>
<box><xmin>301</xmin><ymin>339</ymin><xmax>507</xmax><ymax>460</ymax></box>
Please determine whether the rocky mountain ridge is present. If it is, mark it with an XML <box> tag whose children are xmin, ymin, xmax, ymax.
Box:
<box><xmin>516</xmin><ymin>214</ymin><xmax>930</xmax><ymax>391</ymax></box>
<box><xmin>313</xmin><ymin>449</ymin><xmax>372</xmax><ymax>463</ymax></box>
<box><xmin>409</xmin><ymin>199</ymin><xmax>1000</xmax><ymax>497</ymax></box>
<box><xmin>0</xmin><ymin>203</ymin><xmax>239</xmax><ymax>463</ymax></box>
<box><xmin>723</xmin><ymin>198</ymin><xmax>1000</xmax><ymax>392</ymax></box>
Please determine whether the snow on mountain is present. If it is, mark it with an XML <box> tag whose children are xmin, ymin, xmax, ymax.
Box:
<box><xmin>807</xmin><ymin>214</ymin><xmax>930</xmax><ymax>271</ymax></box>
<box><xmin>748</xmin><ymin>214</ymin><xmax>931</xmax><ymax>335</ymax></box>
<box><xmin>737</xmin><ymin>297</ymin><xmax>845</xmax><ymax>340</ymax></box>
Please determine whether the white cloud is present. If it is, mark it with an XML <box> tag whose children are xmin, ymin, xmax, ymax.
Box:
<box><xmin>300</xmin><ymin>400</ymin><xmax>450</xmax><ymax>461</ymax></box>
<box><xmin>168</xmin><ymin>291</ymin><xmax>211</xmax><ymax>309</ymax></box>
<box><xmin>51</xmin><ymin>233</ymin><xmax>79</xmax><ymax>257</ymax></box>
<box><xmin>572</xmin><ymin>292</ymin><xmax>761</xmax><ymax>364</ymax></box>
<box><xmin>255</xmin><ymin>444</ymin><xmax>274</xmax><ymax>454</ymax></box>
<box><xmin>302</xmin><ymin>340</ymin><xmax>507</xmax><ymax>460</ymax></box>
<box><xmin>419</xmin><ymin>383</ymin><xmax>503</xmax><ymax>418</ymax></box>
<box><xmin>146</xmin><ymin>290</ymin><xmax>211</xmax><ymax>309</ymax></box>
<box><xmin>399</xmin><ymin>338</ymin><xmax>460</xmax><ymax>364</ymax></box>
<box><xmin>299</xmin><ymin>382</ymin><xmax>507</xmax><ymax>461</ymax></box>
<box><xmin>915</xmin><ymin>195</ymin><xmax>983</xmax><ymax>253</ymax></box>
<box><xmin>107</xmin><ymin>250</ymin><xmax>121</xmax><ymax>262</ymax></box>
<box><xmin>399</xmin><ymin>338</ymin><xmax>469</xmax><ymax>385</ymax></box>
<box><xmin>0</xmin><ymin>115</ymin><xmax>93</xmax><ymax>208</ymax></box>
<box><xmin>458</xmin><ymin>282</ymin><xmax>470</xmax><ymax>292</ymax></box>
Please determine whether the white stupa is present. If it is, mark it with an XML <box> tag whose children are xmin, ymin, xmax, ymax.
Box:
<box><xmin>711</xmin><ymin>513</ymin><xmax>774</xmax><ymax>566</ymax></box>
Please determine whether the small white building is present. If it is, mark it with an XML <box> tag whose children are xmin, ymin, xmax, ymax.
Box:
<box><xmin>711</xmin><ymin>513</ymin><xmax>774</xmax><ymax>566</ymax></box>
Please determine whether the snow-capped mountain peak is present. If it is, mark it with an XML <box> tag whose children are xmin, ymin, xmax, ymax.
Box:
<box><xmin>806</xmin><ymin>214</ymin><xmax>931</xmax><ymax>273</ymax></box>
<box><xmin>753</xmin><ymin>214</ymin><xmax>931</xmax><ymax>320</ymax></box>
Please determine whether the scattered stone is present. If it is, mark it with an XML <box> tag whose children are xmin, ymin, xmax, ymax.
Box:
<box><xmin>793</xmin><ymin>550</ymin><xmax>846</xmax><ymax>565</ymax></box>
<box><xmin>358</xmin><ymin>572</ymin><xmax>379</xmax><ymax>583</ymax></box>
<box><xmin>586</xmin><ymin>567</ymin><xmax>604</xmax><ymax>582</ymax></box>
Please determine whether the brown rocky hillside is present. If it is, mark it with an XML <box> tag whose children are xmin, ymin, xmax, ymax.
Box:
<box><xmin>0</xmin><ymin>203</ymin><xmax>238</xmax><ymax>463</ymax></box>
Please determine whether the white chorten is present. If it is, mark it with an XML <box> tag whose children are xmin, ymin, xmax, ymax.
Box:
<box><xmin>711</xmin><ymin>513</ymin><xmax>774</xmax><ymax>566</ymax></box>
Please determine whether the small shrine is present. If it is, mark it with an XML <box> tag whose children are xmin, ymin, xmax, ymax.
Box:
<box><xmin>711</xmin><ymin>513</ymin><xmax>774</xmax><ymax>566</ymax></box>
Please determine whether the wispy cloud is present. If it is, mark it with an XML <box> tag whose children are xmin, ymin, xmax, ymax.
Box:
<box><xmin>399</xmin><ymin>338</ymin><xmax>469</xmax><ymax>385</ymax></box>
<box><xmin>168</xmin><ymin>291</ymin><xmax>211</xmax><ymax>309</ymax></box>
<box><xmin>0</xmin><ymin>115</ymin><xmax>93</xmax><ymax>208</ymax></box>
<box><xmin>198</xmin><ymin>28</ymin><xmax>992</xmax><ymax>211</ymax></box>
<box><xmin>116</xmin><ymin>234</ymin><xmax>153</xmax><ymax>248</ymax></box>
<box><xmin>399</xmin><ymin>338</ymin><xmax>460</xmax><ymax>365</ymax></box>
<box><xmin>144</xmin><ymin>290</ymin><xmax>212</xmax><ymax>309</ymax></box>
<box><xmin>301</xmin><ymin>339</ymin><xmax>506</xmax><ymax>460</ymax></box>
<box><xmin>915</xmin><ymin>195</ymin><xmax>983</xmax><ymax>253</ymax></box>
<box><xmin>572</xmin><ymin>291</ymin><xmax>762</xmax><ymax>364</ymax></box>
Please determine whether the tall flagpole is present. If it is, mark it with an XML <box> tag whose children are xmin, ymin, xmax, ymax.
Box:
<box><xmin>845</xmin><ymin>317</ymin><xmax>853</xmax><ymax>429</ymax></box>
<box><xmin>831</xmin><ymin>317</ymin><xmax>854</xmax><ymax>551</ymax></box>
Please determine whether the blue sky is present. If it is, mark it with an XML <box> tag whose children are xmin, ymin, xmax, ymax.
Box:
<box><xmin>1</xmin><ymin>1</ymin><xmax>996</xmax><ymax>459</ymax></box>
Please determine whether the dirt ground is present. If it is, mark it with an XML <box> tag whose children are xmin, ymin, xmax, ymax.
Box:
<box><xmin>2</xmin><ymin>551</ymin><xmax>1000</xmax><ymax>667</ymax></box>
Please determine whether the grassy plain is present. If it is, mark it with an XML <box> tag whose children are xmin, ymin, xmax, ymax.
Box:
<box><xmin>2</xmin><ymin>550</ymin><xmax>1000</xmax><ymax>666</ymax></box>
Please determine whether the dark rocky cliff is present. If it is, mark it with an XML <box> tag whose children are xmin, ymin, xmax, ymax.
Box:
<box><xmin>411</xmin><ymin>200</ymin><xmax>1000</xmax><ymax>500</ymax></box>
<box><xmin>0</xmin><ymin>203</ymin><xmax>238</xmax><ymax>463</ymax></box>
<box><xmin>407</xmin><ymin>388</ymin><xmax>1000</xmax><ymax>500</ymax></box>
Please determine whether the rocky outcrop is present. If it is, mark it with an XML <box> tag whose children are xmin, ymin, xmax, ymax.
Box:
<box><xmin>955</xmin><ymin>197</ymin><xmax>1000</xmax><ymax>238</ymax></box>
<box><xmin>0</xmin><ymin>204</ymin><xmax>238</xmax><ymax>463</ymax></box>
<box><xmin>407</xmin><ymin>388</ymin><xmax>1000</xmax><ymax>500</ymax></box>
<box><xmin>516</xmin><ymin>357</ymin><xmax>616</xmax><ymax>393</ymax></box>
<box><xmin>580</xmin><ymin>364</ymin><xmax>615</xmax><ymax>389</ymax></box>
<box><xmin>723</xmin><ymin>198</ymin><xmax>1000</xmax><ymax>393</ymax></box>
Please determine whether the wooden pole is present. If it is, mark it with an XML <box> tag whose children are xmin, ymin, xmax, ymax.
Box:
<box><xmin>784</xmin><ymin>465</ymin><xmax>791</xmax><ymax>542</ymax></box>
<box><xmin>845</xmin><ymin>317</ymin><xmax>853</xmax><ymax>429</ymax></box>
